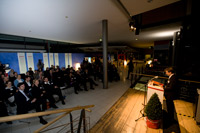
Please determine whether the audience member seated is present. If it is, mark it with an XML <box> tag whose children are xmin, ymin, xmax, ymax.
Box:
<box><xmin>43</xmin><ymin>77</ymin><xmax>65</xmax><ymax>105</ymax></box>
<box><xmin>48</xmin><ymin>69</ymin><xmax>54</xmax><ymax>83</ymax></box>
<box><xmin>0</xmin><ymin>77</ymin><xmax>12</xmax><ymax>124</ymax></box>
<box><xmin>33</xmin><ymin>70</ymin><xmax>39</xmax><ymax>80</ymax></box>
<box><xmin>74</xmin><ymin>70</ymin><xmax>84</xmax><ymax>92</ymax></box>
<box><xmin>3</xmin><ymin>76</ymin><xmax>9</xmax><ymax>86</ymax></box>
<box><xmin>38</xmin><ymin>71</ymin><xmax>44</xmax><ymax>84</ymax></box>
<box><xmin>68</xmin><ymin>72</ymin><xmax>79</xmax><ymax>94</ymax></box>
<box><xmin>5</xmin><ymin>81</ymin><xmax>16</xmax><ymax>107</ymax></box>
<box><xmin>14</xmin><ymin>74</ymin><xmax>24</xmax><ymax>89</ymax></box>
<box><xmin>82</xmin><ymin>69</ymin><xmax>98</xmax><ymax>90</ymax></box>
<box><xmin>0</xmin><ymin>61</ymin><xmax>5</xmax><ymax>74</ymax></box>
<box><xmin>28</xmin><ymin>67</ymin><xmax>34</xmax><ymax>78</ymax></box>
<box><xmin>44</xmin><ymin>67</ymin><xmax>50</xmax><ymax>78</ymax></box>
<box><xmin>31</xmin><ymin>79</ymin><xmax>48</xmax><ymax>111</ymax></box>
<box><xmin>15</xmin><ymin>83</ymin><xmax>48</xmax><ymax>125</ymax></box>
<box><xmin>53</xmin><ymin>68</ymin><xmax>64</xmax><ymax>87</ymax></box>
<box><xmin>24</xmin><ymin>76</ymin><xmax>33</xmax><ymax>96</ymax></box>
<box><xmin>9</xmin><ymin>69</ymin><xmax>16</xmax><ymax>84</ymax></box>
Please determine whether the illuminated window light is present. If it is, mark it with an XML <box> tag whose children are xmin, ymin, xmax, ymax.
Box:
<box><xmin>151</xmin><ymin>30</ymin><xmax>179</xmax><ymax>38</ymax></box>
<box><xmin>124</xmin><ymin>60</ymin><xmax>127</xmax><ymax>66</ymax></box>
<box><xmin>88</xmin><ymin>57</ymin><xmax>91</xmax><ymax>63</ymax></box>
<box><xmin>75</xmin><ymin>63</ymin><xmax>80</xmax><ymax>71</ymax></box>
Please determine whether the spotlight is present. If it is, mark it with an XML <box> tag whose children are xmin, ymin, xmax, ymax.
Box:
<box><xmin>129</xmin><ymin>16</ymin><xmax>137</xmax><ymax>32</ymax></box>
<box><xmin>129</xmin><ymin>15</ymin><xmax>141</xmax><ymax>35</ymax></box>
<box><xmin>129</xmin><ymin>21</ymin><xmax>136</xmax><ymax>31</ymax></box>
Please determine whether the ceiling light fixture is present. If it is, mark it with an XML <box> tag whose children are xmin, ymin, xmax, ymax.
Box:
<box><xmin>116</xmin><ymin>0</ymin><xmax>142</xmax><ymax>35</ymax></box>
<box><xmin>129</xmin><ymin>15</ymin><xmax>141</xmax><ymax>35</ymax></box>
<box><xmin>129</xmin><ymin>21</ymin><xmax>136</xmax><ymax>31</ymax></box>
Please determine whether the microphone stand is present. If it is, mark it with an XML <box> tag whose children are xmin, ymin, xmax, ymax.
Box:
<box><xmin>135</xmin><ymin>76</ymin><xmax>157</xmax><ymax>122</ymax></box>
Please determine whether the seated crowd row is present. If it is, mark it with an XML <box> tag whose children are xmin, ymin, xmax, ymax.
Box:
<box><xmin>0</xmin><ymin>58</ymin><xmax>120</xmax><ymax>125</ymax></box>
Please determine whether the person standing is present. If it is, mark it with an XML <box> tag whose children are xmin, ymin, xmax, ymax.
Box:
<box><xmin>164</xmin><ymin>67</ymin><xmax>178</xmax><ymax>123</ymax></box>
<box><xmin>37</xmin><ymin>59</ymin><xmax>44</xmax><ymax>71</ymax></box>
<box><xmin>126</xmin><ymin>59</ymin><xmax>134</xmax><ymax>79</ymax></box>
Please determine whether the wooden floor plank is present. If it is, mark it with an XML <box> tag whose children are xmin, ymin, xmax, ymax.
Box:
<box><xmin>174</xmin><ymin>100</ymin><xmax>200</xmax><ymax>133</ymax></box>
<box><xmin>90</xmin><ymin>88</ymin><xmax>163</xmax><ymax>133</ymax></box>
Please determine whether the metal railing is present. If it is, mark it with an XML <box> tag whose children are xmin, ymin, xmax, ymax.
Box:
<box><xmin>0</xmin><ymin>105</ymin><xmax>94</xmax><ymax>133</ymax></box>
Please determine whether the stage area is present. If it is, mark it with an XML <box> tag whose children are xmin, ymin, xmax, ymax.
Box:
<box><xmin>90</xmin><ymin>88</ymin><xmax>163</xmax><ymax>133</ymax></box>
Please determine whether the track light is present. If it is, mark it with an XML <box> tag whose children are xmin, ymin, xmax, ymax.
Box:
<box><xmin>129</xmin><ymin>15</ymin><xmax>141</xmax><ymax>35</ymax></box>
<box><xmin>129</xmin><ymin>21</ymin><xmax>136</xmax><ymax>31</ymax></box>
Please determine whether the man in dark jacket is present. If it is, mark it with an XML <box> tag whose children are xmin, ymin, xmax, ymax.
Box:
<box><xmin>43</xmin><ymin>77</ymin><xmax>65</xmax><ymax>105</ymax></box>
<box><xmin>15</xmin><ymin>83</ymin><xmax>47</xmax><ymax>125</ymax></box>
<box><xmin>164</xmin><ymin>67</ymin><xmax>178</xmax><ymax>123</ymax></box>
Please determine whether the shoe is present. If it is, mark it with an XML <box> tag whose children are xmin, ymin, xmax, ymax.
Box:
<box><xmin>6</xmin><ymin>121</ymin><xmax>12</xmax><ymax>124</ymax></box>
<box><xmin>75</xmin><ymin>91</ymin><xmax>78</xmax><ymax>94</ymax></box>
<box><xmin>90</xmin><ymin>88</ymin><xmax>95</xmax><ymax>90</ymax></box>
<box><xmin>95</xmin><ymin>84</ymin><xmax>98</xmax><ymax>86</ymax></box>
<box><xmin>42</xmin><ymin>108</ymin><xmax>47</xmax><ymax>111</ymax></box>
<box><xmin>62</xmin><ymin>101</ymin><xmax>65</xmax><ymax>105</ymax></box>
<box><xmin>51</xmin><ymin>104</ymin><xmax>58</xmax><ymax>109</ymax></box>
<box><xmin>40</xmin><ymin>119</ymin><xmax>48</xmax><ymax>125</ymax></box>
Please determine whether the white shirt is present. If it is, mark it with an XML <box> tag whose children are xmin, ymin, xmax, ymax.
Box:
<box><xmin>169</xmin><ymin>73</ymin><xmax>174</xmax><ymax>79</ymax></box>
<box><xmin>167</xmin><ymin>73</ymin><xmax>174</xmax><ymax>83</ymax></box>
<box><xmin>26</xmin><ymin>81</ymin><xmax>31</xmax><ymax>87</ymax></box>
<box><xmin>19</xmin><ymin>90</ymin><xmax>30</xmax><ymax>101</ymax></box>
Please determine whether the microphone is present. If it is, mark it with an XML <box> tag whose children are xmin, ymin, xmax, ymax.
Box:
<box><xmin>154</xmin><ymin>76</ymin><xmax>158</xmax><ymax>79</ymax></box>
<box><xmin>150</xmin><ymin>76</ymin><xmax>158</xmax><ymax>81</ymax></box>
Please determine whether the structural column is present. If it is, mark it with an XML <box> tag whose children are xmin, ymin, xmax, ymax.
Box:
<box><xmin>102</xmin><ymin>19</ymin><xmax>108</xmax><ymax>89</ymax></box>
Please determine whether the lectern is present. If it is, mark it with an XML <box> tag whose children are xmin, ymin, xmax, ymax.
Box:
<box><xmin>147</xmin><ymin>80</ymin><xmax>164</xmax><ymax>104</ymax></box>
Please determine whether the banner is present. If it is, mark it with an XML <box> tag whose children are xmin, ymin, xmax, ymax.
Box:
<box><xmin>43</xmin><ymin>53</ymin><xmax>49</xmax><ymax>70</ymax></box>
<box><xmin>26</xmin><ymin>53</ymin><xmax>34</xmax><ymax>70</ymax></box>
<box><xmin>65</xmin><ymin>53</ymin><xmax>69</xmax><ymax>68</ymax></box>
<box><xmin>17</xmin><ymin>53</ymin><xmax>27</xmax><ymax>74</ymax></box>
<box><xmin>69</xmin><ymin>53</ymin><xmax>72</xmax><ymax>67</ymax></box>
<box><xmin>49</xmin><ymin>53</ymin><xmax>54</xmax><ymax>66</ymax></box>
<box><xmin>54</xmin><ymin>53</ymin><xmax>59</xmax><ymax>67</ymax></box>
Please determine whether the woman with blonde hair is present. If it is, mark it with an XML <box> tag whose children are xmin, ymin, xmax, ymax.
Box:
<box><xmin>31</xmin><ymin>79</ymin><xmax>47</xmax><ymax>111</ymax></box>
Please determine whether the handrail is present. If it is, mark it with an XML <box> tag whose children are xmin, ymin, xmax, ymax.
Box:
<box><xmin>131</xmin><ymin>72</ymin><xmax>200</xmax><ymax>84</ymax></box>
<box><xmin>0</xmin><ymin>105</ymin><xmax>94</xmax><ymax>123</ymax></box>
<box><xmin>35</xmin><ymin>112</ymin><xmax>70</xmax><ymax>133</ymax></box>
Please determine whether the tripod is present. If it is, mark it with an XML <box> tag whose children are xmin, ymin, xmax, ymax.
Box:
<box><xmin>135</xmin><ymin>80</ymin><xmax>148</xmax><ymax>122</ymax></box>
<box><xmin>135</xmin><ymin>76</ymin><xmax>158</xmax><ymax>121</ymax></box>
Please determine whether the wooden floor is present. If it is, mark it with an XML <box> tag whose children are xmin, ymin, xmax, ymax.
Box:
<box><xmin>174</xmin><ymin>100</ymin><xmax>200</xmax><ymax>133</ymax></box>
<box><xmin>90</xmin><ymin>88</ymin><xmax>163</xmax><ymax>133</ymax></box>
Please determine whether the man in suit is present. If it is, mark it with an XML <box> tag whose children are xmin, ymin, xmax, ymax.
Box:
<box><xmin>164</xmin><ymin>67</ymin><xmax>178</xmax><ymax>123</ymax></box>
<box><xmin>82</xmin><ymin>69</ymin><xmax>98</xmax><ymax>90</ymax></box>
<box><xmin>15</xmin><ymin>83</ymin><xmax>48</xmax><ymax>125</ymax></box>
<box><xmin>24</xmin><ymin>76</ymin><xmax>32</xmax><ymax>96</ymax></box>
<box><xmin>43</xmin><ymin>77</ymin><xmax>65</xmax><ymax>105</ymax></box>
